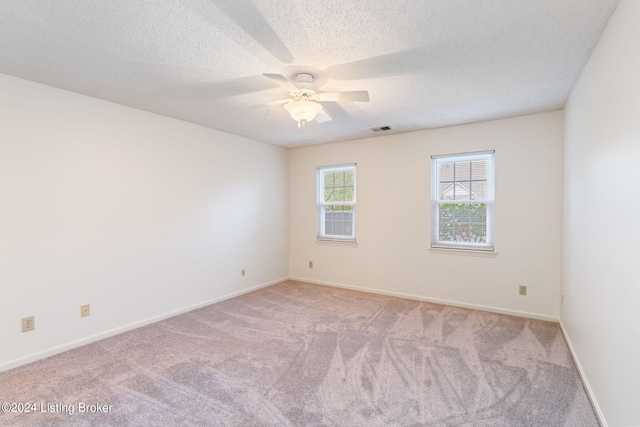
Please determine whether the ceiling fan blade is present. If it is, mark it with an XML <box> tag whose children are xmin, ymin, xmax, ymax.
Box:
<box><xmin>339</xmin><ymin>90</ymin><xmax>370</xmax><ymax>102</ymax></box>
<box><xmin>315</xmin><ymin>109</ymin><xmax>332</xmax><ymax>123</ymax></box>
<box><xmin>322</xmin><ymin>102</ymin><xmax>354</xmax><ymax>122</ymax></box>
<box><xmin>180</xmin><ymin>74</ymin><xmax>274</xmax><ymax>100</ymax></box>
<box><xmin>319</xmin><ymin>90</ymin><xmax>370</xmax><ymax>103</ymax></box>
<box><xmin>263</xmin><ymin>73</ymin><xmax>299</xmax><ymax>92</ymax></box>
<box><xmin>316</xmin><ymin>92</ymin><xmax>341</xmax><ymax>102</ymax></box>
<box><xmin>265</xmin><ymin>98</ymin><xmax>291</xmax><ymax>106</ymax></box>
<box><xmin>210</xmin><ymin>0</ymin><xmax>293</xmax><ymax>63</ymax></box>
<box><xmin>247</xmin><ymin>98</ymin><xmax>290</xmax><ymax>109</ymax></box>
<box><xmin>324</xmin><ymin>45</ymin><xmax>434</xmax><ymax>80</ymax></box>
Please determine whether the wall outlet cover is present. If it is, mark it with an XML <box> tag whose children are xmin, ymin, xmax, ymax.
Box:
<box><xmin>81</xmin><ymin>304</ymin><xmax>90</xmax><ymax>317</ymax></box>
<box><xmin>22</xmin><ymin>316</ymin><xmax>35</xmax><ymax>332</ymax></box>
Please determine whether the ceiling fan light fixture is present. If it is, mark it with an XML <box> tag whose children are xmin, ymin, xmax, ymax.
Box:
<box><xmin>284</xmin><ymin>99</ymin><xmax>322</xmax><ymax>125</ymax></box>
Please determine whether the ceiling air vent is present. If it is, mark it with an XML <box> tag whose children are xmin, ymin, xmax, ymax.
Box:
<box><xmin>371</xmin><ymin>126</ymin><xmax>391</xmax><ymax>132</ymax></box>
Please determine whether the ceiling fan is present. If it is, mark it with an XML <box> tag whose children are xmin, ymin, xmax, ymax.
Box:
<box><xmin>257</xmin><ymin>72</ymin><xmax>370</xmax><ymax>127</ymax></box>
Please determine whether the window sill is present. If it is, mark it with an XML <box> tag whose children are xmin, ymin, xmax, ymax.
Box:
<box><xmin>429</xmin><ymin>247</ymin><xmax>497</xmax><ymax>257</ymax></box>
<box><xmin>316</xmin><ymin>239</ymin><xmax>358</xmax><ymax>247</ymax></box>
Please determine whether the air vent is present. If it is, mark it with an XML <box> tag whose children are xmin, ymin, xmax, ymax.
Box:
<box><xmin>371</xmin><ymin>126</ymin><xmax>391</xmax><ymax>132</ymax></box>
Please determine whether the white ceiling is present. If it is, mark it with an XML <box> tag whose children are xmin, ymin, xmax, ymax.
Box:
<box><xmin>0</xmin><ymin>1</ymin><xmax>619</xmax><ymax>148</ymax></box>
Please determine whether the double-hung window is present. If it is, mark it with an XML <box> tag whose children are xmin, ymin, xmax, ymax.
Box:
<box><xmin>431</xmin><ymin>151</ymin><xmax>495</xmax><ymax>251</ymax></box>
<box><xmin>317</xmin><ymin>164</ymin><xmax>356</xmax><ymax>242</ymax></box>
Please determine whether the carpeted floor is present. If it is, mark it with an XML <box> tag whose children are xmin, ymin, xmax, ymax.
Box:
<box><xmin>0</xmin><ymin>281</ymin><xmax>598</xmax><ymax>426</ymax></box>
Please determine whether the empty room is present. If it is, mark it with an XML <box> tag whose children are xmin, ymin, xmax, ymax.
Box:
<box><xmin>1</xmin><ymin>1</ymin><xmax>638</xmax><ymax>426</ymax></box>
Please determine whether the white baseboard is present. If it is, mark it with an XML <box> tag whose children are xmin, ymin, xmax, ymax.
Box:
<box><xmin>559</xmin><ymin>321</ymin><xmax>607</xmax><ymax>427</ymax></box>
<box><xmin>289</xmin><ymin>276</ymin><xmax>559</xmax><ymax>323</ymax></box>
<box><xmin>0</xmin><ymin>277</ymin><xmax>287</xmax><ymax>374</ymax></box>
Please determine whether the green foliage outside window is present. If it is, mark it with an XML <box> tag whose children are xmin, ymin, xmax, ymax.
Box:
<box><xmin>439</xmin><ymin>203</ymin><xmax>487</xmax><ymax>243</ymax></box>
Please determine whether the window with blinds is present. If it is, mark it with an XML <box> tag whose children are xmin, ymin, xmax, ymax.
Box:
<box><xmin>317</xmin><ymin>164</ymin><xmax>356</xmax><ymax>242</ymax></box>
<box><xmin>431</xmin><ymin>151</ymin><xmax>495</xmax><ymax>251</ymax></box>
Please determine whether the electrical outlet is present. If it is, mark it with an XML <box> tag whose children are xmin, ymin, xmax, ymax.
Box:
<box><xmin>309</xmin><ymin>261</ymin><xmax>313</xmax><ymax>268</ymax></box>
<box><xmin>241</xmin><ymin>269</ymin><xmax>245</xmax><ymax>277</ymax></box>
<box><xmin>519</xmin><ymin>285</ymin><xmax>527</xmax><ymax>296</ymax></box>
<box><xmin>81</xmin><ymin>304</ymin><xmax>90</xmax><ymax>317</ymax></box>
<box><xmin>561</xmin><ymin>294</ymin><xmax>564</xmax><ymax>306</ymax></box>
<box><xmin>22</xmin><ymin>316</ymin><xmax>35</xmax><ymax>332</ymax></box>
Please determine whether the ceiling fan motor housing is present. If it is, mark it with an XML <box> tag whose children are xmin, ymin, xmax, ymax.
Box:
<box><xmin>294</xmin><ymin>73</ymin><xmax>316</xmax><ymax>91</ymax></box>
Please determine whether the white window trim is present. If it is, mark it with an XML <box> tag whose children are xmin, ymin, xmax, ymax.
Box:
<box><xmin>431</xmin><ymin>151</ymin><xmax>495</xmax><ymax>252</ymax></box>
<box><xmin>317</xmin><ymin>163</ymin><xmax>357</xmax><ymax>243</ymax></box>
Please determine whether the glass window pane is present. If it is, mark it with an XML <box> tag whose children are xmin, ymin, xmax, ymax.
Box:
<box><xmin>345</xmin><ymin>187</ymin><xmax>355</xmax><ymax>202</ymax></box>
<box><xmin>438</xmin><ymin>204</ymin><xmax>455</xmax><ymax>241</ymax></box>
<box><xmin>345</xmin><ymin>171</ymin><xmax>354</xmax><ymax>186</ymax></box>
<box><xmin>470</xmin><ymin>181</ymin><xmax>487</xmax><ymax>200</ymax></box>
<box><xmin>325</xmin><ymin>220</ymin><xmax>333</xmax><ymax>235</ymax></box>
<box><xmin>439</xmin><ymin>162</ymin><xmax>454</xmax><ymax>182</ymax></box>
<box><xmin>455</xmin><ymin>162</ymin><xmax>471</xmax><ymax>181</ymax></box>
<box><xmin>344</xmin><ymin>212</ymin><xmax>353</xmax><ymax>235</ymax></box>
<box><xmin>324</xmin><ymin>172</ymin><xmax>334</xmax><ymax>187</ymax></box>
<box><xmin>439</xmin><ymin>203</ymin><xmax>487</xmax><ymax>243</ymax></box>
<box><xmin>321</xmin><ymin>206</ymin><xmax>354</xmax><ymax>236</ymax></box>
<box><xmin>441</xmin><ymin>182</ymin><xmax>473</xmax><ymax>200</ymax></box>
<box><xmin>337</xmin><ymin>219</ymin><xmax>346</xmax><ymax>236</ymax></box>
<box><xmin>455</xmin><ymin>182</ymin><xmax>471</xmax><ymax>200</ymax></box>
<box><xmin>325</xmin><ymin>189</ymin><xmax>336</xmax><ymax>202</ymax></box>
<box><xmin>440</xmin><ymin>183</ymin><xmax>453</xmax><ymax>200</ymax></box>
<box><xmin>470</xmin><ymin>160</ymin><xmax>487</xmax><ymax>180</ymax></box>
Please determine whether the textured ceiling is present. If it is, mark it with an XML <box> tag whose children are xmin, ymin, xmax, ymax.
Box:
<box><xmin>0</xmin><ymin>1</ymin><xmax>619</xmax><ymax>148</ymax></box>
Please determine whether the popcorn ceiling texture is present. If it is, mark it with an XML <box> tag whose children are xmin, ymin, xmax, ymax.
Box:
<box><xmin>0</xmin><ymin>0</ymin><xmax>619</xmax><ymax>147</ymax></box>
<box><xmin>0</xmin><ymin>281</ymin><xmax>597</xmax><ymax>426</ymax></box>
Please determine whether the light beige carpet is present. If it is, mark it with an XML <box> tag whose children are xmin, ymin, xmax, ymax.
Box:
<box><xmin>0</xmin><ymin>281</ymin><xmax>598</xmax><ymax>426</ymax></box>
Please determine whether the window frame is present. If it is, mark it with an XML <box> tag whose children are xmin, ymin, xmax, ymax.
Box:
<box><xmin>431</xmin><ymin>151</ymin><xmax>495</xmax><ymax>251</ymax></box>
<box><xmin>316</xmin><ymin>163</ymin><xmax>357</xmax><ymax>243</ymax></box>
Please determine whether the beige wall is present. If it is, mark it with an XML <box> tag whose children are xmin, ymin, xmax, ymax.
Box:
<box><xmin>0</xmin><ymin>74</ymin><xmax>289</xmax><ymax>370</ymax></box>
<box><xmin>289</xmin><ymin>111</ymin><xmax>563</xmax><ymax>320</ymax></box>
<box><xmin>563</xmin><ymin>0</ymin><xmax>640</xmax><ymax>425</ymax></box>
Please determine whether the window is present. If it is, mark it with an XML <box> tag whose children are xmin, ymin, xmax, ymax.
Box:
<box><xmin>317</xmin><ymin>164</ymin><xmax>356</xmax><ymax>242</ymax></box>
<box><xmin>431</xmin><ymin>151</ymin><xmax>494</xmax><ymax>251</ymax></box>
